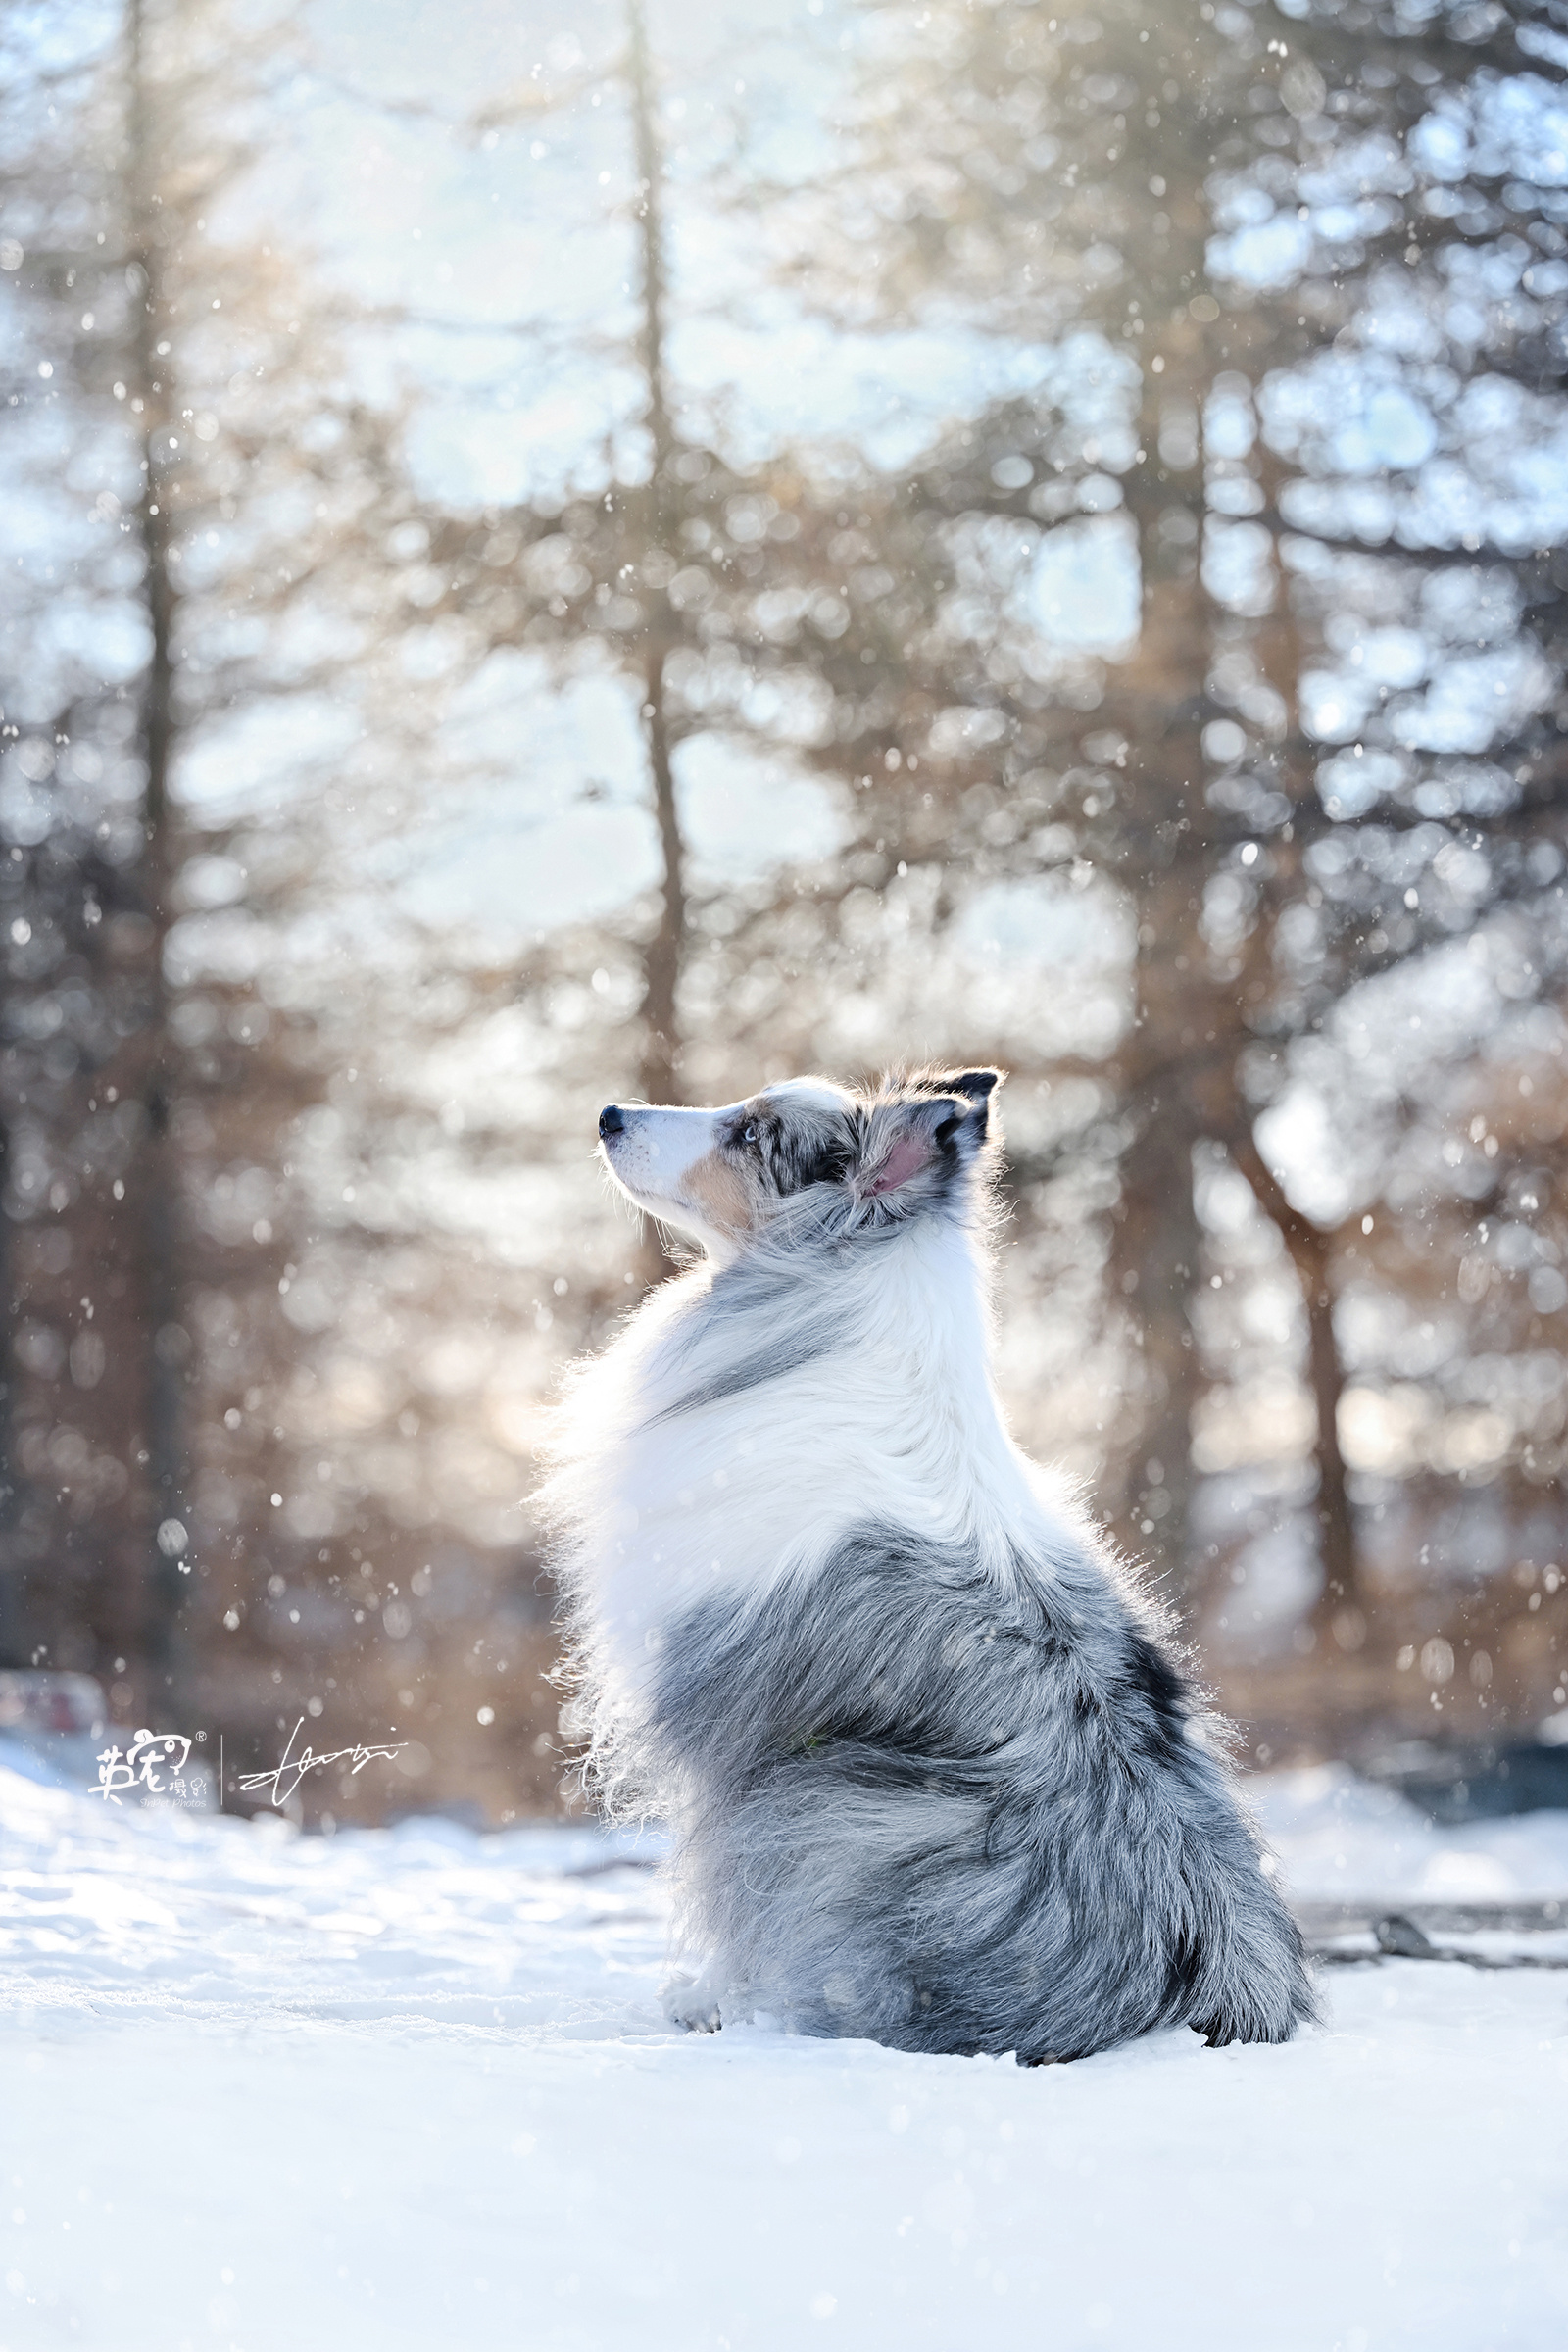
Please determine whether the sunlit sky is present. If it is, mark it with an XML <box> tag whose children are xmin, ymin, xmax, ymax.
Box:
<box><xmin>301</xmin><ymin>0</ymin><xmax>1070</xmax><ymax>490</ymax></box>
<box><xmin>173</xmin><ymin>0</ymin><xmax>1132</xmax><ymax>956</ymax></box>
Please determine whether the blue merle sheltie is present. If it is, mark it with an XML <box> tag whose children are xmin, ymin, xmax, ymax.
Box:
<box><xmin>541</xmin><ymin>1067</ymin><xmax>1314</xmax><ymax>2061</ymax></box>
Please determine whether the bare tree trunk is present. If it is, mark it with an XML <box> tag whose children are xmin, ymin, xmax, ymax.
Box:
<box><xmin>1109</xmin><ymin>1073</ymin><xmax>1202</xmax><ymax>1580</ymax></box>
<box><xmin>627</xmin><ymin>0</ymin><xmax>674</xmax><ymax>494</ymax></box>
<box><xmin>1102</xmin><ymin>316</ymin><xmax>1217</xmax><ymax>1595</ymax></box>
<box><xmin>638</xmin><ymin>645</ymin><xmax>685</xmax><ymax>1108</ymax></box>
<box><xmin>626</xmin><ymin>0</ymin><xmax>683</xmax><ymax>1109</ymax></box>
<box><xmin>625</xmin><ymin>0</ymin><xmax>686</xmax><ymax>1284</ymax></box>
<box><xmin>1226</xmin><ymin>422</ymin><xmax>1361</xmax><ymax>1644</ymax></box>
<box><xmin>126</xmin><ymin>0</ymin><xmax>188</xmax><ymax>1695</ymax></box>
<box><xmin>1230</xmin><ymin>1134</ymin><xmax>1359</xmax><ymax>1635</ymax></box>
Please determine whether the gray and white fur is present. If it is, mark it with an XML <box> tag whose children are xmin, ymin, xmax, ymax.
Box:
<box><xmin>541</xmin><ymin>1067</ymin><xmax>1315</xmax><ymax>2061</ymax></box>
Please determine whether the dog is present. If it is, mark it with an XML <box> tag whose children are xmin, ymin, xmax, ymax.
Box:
<box><xmin>541</xmin><ymin>1066</ymin><xmax>1315</xmax><ymax>2060</ymax></box>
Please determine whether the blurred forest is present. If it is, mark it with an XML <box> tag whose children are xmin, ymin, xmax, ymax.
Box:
<box><xmin>2</xmin><ymin>0</ymin><xmax>1565</xmax><ymax>1822</ymax></box>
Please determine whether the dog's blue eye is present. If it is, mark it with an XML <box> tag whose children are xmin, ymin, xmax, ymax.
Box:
<box><xmin>743</xmin><ymin>1124</ymin><xmax>758</xmax><ymax>1144</ymax></box>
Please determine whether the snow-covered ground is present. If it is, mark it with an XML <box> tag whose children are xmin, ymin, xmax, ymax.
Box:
<box><xmin>3</xmin><ymin>1754</ymin><xmax>1566</xmax><ymax>2352</ymax></box>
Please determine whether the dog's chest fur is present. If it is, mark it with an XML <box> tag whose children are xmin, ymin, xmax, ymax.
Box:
<box><xmin>550</xmin><ymin>1219</ymin><xmax>1084</xmax><ymax>1697</ymax></box>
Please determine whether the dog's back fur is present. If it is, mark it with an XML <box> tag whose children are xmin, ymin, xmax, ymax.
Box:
<box><xmin>542</xmin><ymin>1068</ymin><xmax>1315</xmax><ymax>2060</ymax></box>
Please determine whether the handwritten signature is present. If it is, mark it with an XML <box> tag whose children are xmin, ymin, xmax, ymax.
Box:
<box><xmin>235</xmin><ymin>1718</ymin><xmax>407</xmax><ymax>1808</ymax></box>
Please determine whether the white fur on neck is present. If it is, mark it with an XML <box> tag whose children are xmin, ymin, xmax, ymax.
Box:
<box><xmin>542</xmin><ymin>1214</ymin><xmax>1090</xmax><ymax>1719</ymax></box>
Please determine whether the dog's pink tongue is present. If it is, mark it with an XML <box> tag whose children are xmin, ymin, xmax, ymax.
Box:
<box><xmin>861</xmin><ymin>1135</ymin><xmax>931</xmax><ymax>1199</ymax></box>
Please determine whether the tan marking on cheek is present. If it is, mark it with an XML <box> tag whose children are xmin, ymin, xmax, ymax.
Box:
<box><xmin>682</xmin><ymin>1149</ymin><xmax>758</xmax><ymax>1233</ymax></box>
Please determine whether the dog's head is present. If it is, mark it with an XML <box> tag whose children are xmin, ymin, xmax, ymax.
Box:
<box><xmin>597</xmin><ymin>1068</ymin><xmax>1003</xmax><ymax>1257</ymax></box>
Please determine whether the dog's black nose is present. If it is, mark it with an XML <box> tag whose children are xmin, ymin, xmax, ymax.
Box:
<box><xmin>598</xmin><ymin>1104</ymin><xmax>625</xmax><ymax>1139</ymax></box>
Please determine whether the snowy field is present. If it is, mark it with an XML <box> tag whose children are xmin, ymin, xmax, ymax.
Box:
<box><xmin>3</xmin><ymin>1753</ymin><xmax>1567</xmax><ymax>2352</ymax></box>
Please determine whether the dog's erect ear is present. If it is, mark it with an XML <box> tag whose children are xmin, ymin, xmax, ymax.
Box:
<box><xmin>948</xmin><ymin>1069</ymin><xmax>1003</xmax><ymax>1102</ymax></box>
<box><xmin>943</xmin><ymin>1067</ymin><xmax>1004</xmax><ymax>1144</ymax></box>
<box><xmin>857</xmin><ymin>1128</ymin><xmax>936</xmax><ymax>1200</ymax></box>
<box><xmin>856</xmin><ymin>1085</ymin><xmax>995</xmax><ymax>1202</ymax></box>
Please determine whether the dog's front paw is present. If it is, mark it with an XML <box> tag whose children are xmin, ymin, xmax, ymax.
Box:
<box><xmin>661</xmin><ymin>1972</ymin><xmax>724</xmax><ymax>2034</ymax></box>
